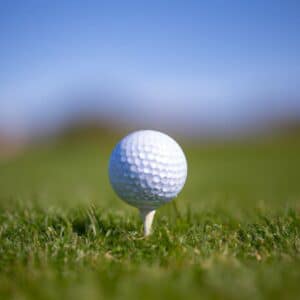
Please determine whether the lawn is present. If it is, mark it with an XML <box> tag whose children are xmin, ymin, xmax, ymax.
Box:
<box><xmin>0</xmin><ymin>133</ymin><xmax>300</xmax><ymax>300</ymax></box>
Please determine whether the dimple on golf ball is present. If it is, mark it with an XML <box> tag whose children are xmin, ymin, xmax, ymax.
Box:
<box><xmin>109</xmin><ymin>130</ymin><xmax>187</xmax><ymax>210</ymax></box>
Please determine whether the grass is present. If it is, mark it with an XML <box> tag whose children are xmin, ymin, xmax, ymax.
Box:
<box><xmin>0</xmin><ymin>134</ymin><xmax>300</xmax><ymax>300</ymax></box>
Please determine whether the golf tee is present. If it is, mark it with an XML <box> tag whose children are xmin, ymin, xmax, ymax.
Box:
<box><xmin>139</xmin><ymin>208</ymin><xmax>156</xmax><ymax>236</ymax></box>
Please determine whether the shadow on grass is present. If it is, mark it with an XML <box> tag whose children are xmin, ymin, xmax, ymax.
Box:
<box><xmin>70</xmin><ymin>205</ymin><xmax>139</xmax><ymax>238</ymax></box>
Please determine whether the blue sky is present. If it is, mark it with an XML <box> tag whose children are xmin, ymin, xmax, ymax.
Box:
<box><xmin>1</xmin><ymin>0</ymin><xmax>300</xmax><ymax>136</ymax></box>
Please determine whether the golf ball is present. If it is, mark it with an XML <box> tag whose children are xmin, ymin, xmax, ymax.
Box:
<box><xmin>109</xmin><ymin>130</ymin><xmax>187</xmax><ymax>209</ymax></box>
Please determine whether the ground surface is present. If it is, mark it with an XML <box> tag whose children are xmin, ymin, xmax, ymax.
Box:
<box><xmin>0</xmin><ymin>134</ymin><xmax>300</xmax><ymax>300</ymax></box>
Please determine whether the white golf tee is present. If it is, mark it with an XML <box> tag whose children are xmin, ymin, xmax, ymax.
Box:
<box><xmin>139</xmin><ymin>208</ymin><xmax>156</xmax><ymax>236</ymax></box>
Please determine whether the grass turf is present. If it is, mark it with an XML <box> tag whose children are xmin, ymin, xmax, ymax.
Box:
<box><xmin>0</xmin><ymin>134</ymin><xmax>300</xmax><ymax>300</ymax></box>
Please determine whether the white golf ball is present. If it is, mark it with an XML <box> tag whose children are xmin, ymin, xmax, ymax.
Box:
<box><xmin>109</xmin><ymin>130</ymin><xmax>187</xmax><ymax>210</ymax></box>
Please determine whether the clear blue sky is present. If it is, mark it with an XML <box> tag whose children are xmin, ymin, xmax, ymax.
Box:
<box><xmin>1</xmin><ymin>0</ymin><xmax>300</xmax><ymax>136</ymax></box>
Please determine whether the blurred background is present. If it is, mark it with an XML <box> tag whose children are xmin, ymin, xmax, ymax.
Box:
<box><xmin>0</xmin><ymin>0</ymin><xmax>300</xmax><ymax>213</ymax></box>
<box><xmin>1</xmin><ymin>0</ymin><xmax>300</xmax><ymax>150</ymax></box>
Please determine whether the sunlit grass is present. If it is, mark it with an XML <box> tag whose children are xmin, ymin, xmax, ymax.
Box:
<box><xmin>0</xmin><ymin>135</ymin><xmax>300</xmax><ymax>299</ymax></box>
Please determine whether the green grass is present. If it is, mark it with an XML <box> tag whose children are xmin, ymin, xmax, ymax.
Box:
<box><xmin>0</xmin><ymin>134</ymin><xmax>300</xmax><ymax>300</ymax></box>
